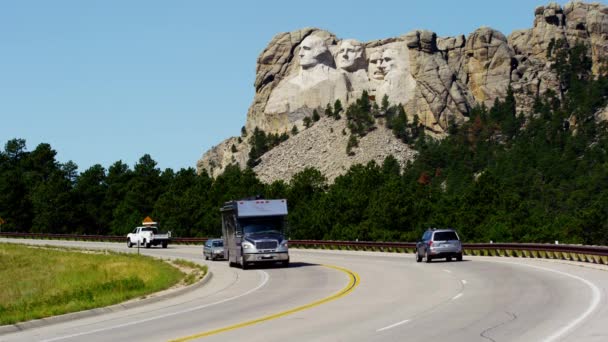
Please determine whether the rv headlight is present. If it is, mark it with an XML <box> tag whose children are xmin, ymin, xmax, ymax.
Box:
<box><xmin>242</xmin><ymin>242</ymin><xmax>254</xmax><ymax>249</ymax></box>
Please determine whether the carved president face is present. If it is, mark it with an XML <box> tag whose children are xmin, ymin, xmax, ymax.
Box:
<box><xmin>379</xmin><ymin>49</ymin><xmax>399</xmax><ymax>77</ymax></box>
<box><xmin>337</xmin><ymin>39</ymin><xmax>366</xmax><ymax>72</ymax></box>
<box><xmin>368</xmin><ymin>51</ymin><xmax>385</xmax><ymax>80</ymax></box>
<box><xmin>298</xmin><ymin>36</ymin><xmax>329</xmax><ymax>69</ymax></box>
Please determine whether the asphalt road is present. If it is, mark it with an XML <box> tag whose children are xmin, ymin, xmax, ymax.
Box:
<box><xmin>1</xmin><ymin>239</ymin><xmax>608</xmax><ymax>342</ymax></box>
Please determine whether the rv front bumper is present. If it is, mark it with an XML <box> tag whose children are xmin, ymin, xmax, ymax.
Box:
<box><xmin>243</xmin><ymin>252</ymin><xmax>289</xmax><ymax>262</ymax></box>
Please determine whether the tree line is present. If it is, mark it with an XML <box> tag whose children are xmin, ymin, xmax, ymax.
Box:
<box><xmin>1</xmin><ymin>41</ymin><xmax>607</xmax><ymax>244</ymax></box>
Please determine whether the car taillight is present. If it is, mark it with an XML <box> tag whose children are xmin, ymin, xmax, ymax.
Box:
<box><xmin>428</xmin><ymin>241</ymin><xmax>433</xmax><ymax>247</ymax></box>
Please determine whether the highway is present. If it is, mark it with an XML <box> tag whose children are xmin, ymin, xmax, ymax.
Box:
<box><xmin>1</xmin><ymin>239</ymin><xmax>608</xmax><ymax>341</ymax></box>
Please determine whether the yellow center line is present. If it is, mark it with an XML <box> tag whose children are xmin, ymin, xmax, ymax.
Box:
<box><xmin>170</xmin><ymin>264</ymin><xmax>360</xmax><ymax>341</ymax></box>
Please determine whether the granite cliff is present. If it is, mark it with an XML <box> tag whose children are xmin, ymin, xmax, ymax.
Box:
<box><xmin>198</xmin><ymin>1</ymin><xmax>608</xmax><ymax>183</ymax></box>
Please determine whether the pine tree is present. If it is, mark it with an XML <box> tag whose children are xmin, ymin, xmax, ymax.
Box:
<box><xmin>325</xmin><ymin>103</ymin><xmax>333</xmax><ymax>118</ymax></box>
<box><xmin>381</xmin><ymin>95</ymin><xmax>390</xmax><ymax>114</ymax></box>
<box><xmin>303</xmin><ymin>116</ymin><xmax>312</xmax><ymax>128</ymax></box>
<box><xmin>333</xmin><ymin>99</ymin><xmax>343</xmax><ymax>120</ymax></box>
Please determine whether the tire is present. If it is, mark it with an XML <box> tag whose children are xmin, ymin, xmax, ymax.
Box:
<box><xmin>416</xmin><ymin>251</ymin><xmax>422</xmax><ymax>262</ymax></box>
<box><xmin>145</xmin><ymin>240</ymin><xmax>151</xmax><ymax>248</ymax></box>
<box><xmin>425</xmin><ymin>250</ymin><xmax>432</xmax><ymax>263</ymax></box>
<box><xmin>162</xmin><ymin>241</ymin><xmax>168</xmax><ymax>248</ymax></box>
<box><xmin>282</xmin><ymin>258</ymin><xmax>290</xmax><ymax>267</ymax></box>
<box><xmin>456</xmin><ymin>253</ymin><xmax>463</xmax><ymax>261</ymax></box>
<box><xmin>204</xmin><ymin>254</ymin><xmax>209</xmax><ymax>260</ymax></box>
<box><xmin>127</xmin><ymin>239</ymin><xmax>133</xmax><ymax>248</ymax></box>
<box><xmin>447</xmin><ymin>256</ymin><xmax>452</xmax><ymax>262</ymax></box>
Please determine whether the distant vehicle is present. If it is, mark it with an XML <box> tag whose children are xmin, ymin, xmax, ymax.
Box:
<box><xmin>416</xmin><ymin>228</ymin><xmax>463</xmax><ymax>262</ymax></box>
<box><xmin>221</xmin><ymin>198</ymin><xmax>289</xmax><ymax>269</ymax></box>
<box><xmin>127</xmin><ymin>225</ymin><xmax>171</xmax><ymax>248</ymax></box>
<box><xmin>203</xmin><ymin>238</ymin><xmax>225</xmax><ymax>260</ymax></box>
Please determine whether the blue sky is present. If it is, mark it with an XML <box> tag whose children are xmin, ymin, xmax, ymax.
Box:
<box><xmin>0</xmin><ymin>0</ymin><xmax>587</xmax><ymax>172</ymax></box>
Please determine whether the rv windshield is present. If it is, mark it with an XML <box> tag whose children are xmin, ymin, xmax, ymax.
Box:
<box><xmin>240</xmin><ymin>218</ymin><xmax>284</xmax><ymax>235</ymax></box>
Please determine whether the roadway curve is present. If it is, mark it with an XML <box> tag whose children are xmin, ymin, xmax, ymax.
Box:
<box><xmin>2</xmin><ymin>239</ymin><xmax>608</xmax><ymax>342</ymax></box>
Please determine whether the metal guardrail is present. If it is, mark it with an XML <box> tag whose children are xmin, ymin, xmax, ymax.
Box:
<box><xmin>288</xmin><ymin>240</ymin><xmax>608</xmax><ymax>264</ymax></box>
<box><xmin>2</xmin><ymin>232</ymin><xmax>608</xmax><ymax>264</ymax></box>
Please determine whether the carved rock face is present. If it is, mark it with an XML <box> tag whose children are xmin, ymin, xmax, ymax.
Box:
<box><xmin>263</xmin><ymin>34</ymin><xmax>424</xmax><ymax>134</ymax></box>
<box><xmin>264</xmin><ymin>33</ymin><xmax>348</xmax><ymax>126</ymax></box>
<box><xmin>299</xmin><ymin>35</ymin><xmax>332</xmax><ymax>69</ymax></box>
<box><xmin>336</xmin><ymin>39</ymin><xmax>366</xmax><ymax>72</ymax></box>
<box><xmin>367</xmin><ymin>50</ymin><xmax>386</xmax><ymax>81</ymax></box>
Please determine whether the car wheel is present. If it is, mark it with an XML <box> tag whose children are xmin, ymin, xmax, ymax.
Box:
<box><xmin>204</xmin><ymin>253</ymin><xmax>209</xmax><ymax>260</ymax></box>
<box><xmin>456</xmin><ymin>252</ymin><xmax>463</xmax><ymax>261</ymax></box>
<box><xmin>425</xmin><ymin>250</ymin><xmax>432</xmax><ymax>263</ymax></box>
<box><xmin>127</xmin><ymin>239</ymin><xmax>133</xmax><ymax>248</ymax></box>
<box><xmin>416</xmin><ymin>251</ymin><xmax>422</xmax><ymax>262</ymax></box>
<box><xmin>447</xmin><ymin>256</ymin><xmax>452</xmax><ymax>262</ymax></box>
<box><xmin>162</xmin><ymin>241</ymin><xmax>168</xmax><ymax>248</ymax></box>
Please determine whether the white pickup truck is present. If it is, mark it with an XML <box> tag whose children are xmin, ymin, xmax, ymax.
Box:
<box><xmin>127</xmin><ymin>226</ymin><xmax>171</xmax><ymax>248</ymax></box>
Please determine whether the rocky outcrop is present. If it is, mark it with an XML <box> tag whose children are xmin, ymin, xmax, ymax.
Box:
<box><xmin>196</xmin><ymin>137</ymin><xmax>248</xmax><ymax>178</ymax></box>
<box><xmin>404</xmin><ymin>30</ymin><xmax>473</xmax><ymax>132</ymax></box>
<box><xmin>508</xmin><ymin>2</ymin><xmax>608</xmax><ymax>113</ymax></box>
<box><xmin>198</xmin><ymin>1</ymin><xmax>608</xmax><ymax>183</ymax></box>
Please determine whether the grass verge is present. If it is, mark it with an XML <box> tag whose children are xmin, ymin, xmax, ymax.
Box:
<box><xmin>0</xmin><ymin>243</ymin><xmax>202</xmax><ymax>325</ymax></box>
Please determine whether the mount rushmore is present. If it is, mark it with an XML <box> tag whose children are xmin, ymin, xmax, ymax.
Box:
<box><xmin>198</xmin><ymin>1</ymin><xmax>608</xmax><ymax>183</ymax></box>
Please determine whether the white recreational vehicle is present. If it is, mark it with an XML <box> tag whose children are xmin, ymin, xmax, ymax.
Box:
<box><xmin>221</xmin><ymin>198</ymin><xmax>289</xmax><ymax>269</ymax></box>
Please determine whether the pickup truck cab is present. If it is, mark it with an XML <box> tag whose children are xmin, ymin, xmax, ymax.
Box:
<box><xmin>127</xmin><ymin>226</ymin><xmax>171</xmax><ymax>248</ymax></box>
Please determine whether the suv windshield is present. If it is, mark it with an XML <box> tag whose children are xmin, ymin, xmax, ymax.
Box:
<box><xmin>434</xmin><ymin>231</ymin><xmax>459</xmax><ymax>241</ymax></box>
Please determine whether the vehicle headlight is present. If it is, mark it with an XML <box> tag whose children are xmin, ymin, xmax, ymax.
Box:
<box><xmin>280</xmin><ymin>240</ymin><xmax>288</xmax><ymax>247</ymax></box>
<box><xmin>242</xmin><ymin>242</ymin><xmax>254</xmax><ymax>249</ymax></box>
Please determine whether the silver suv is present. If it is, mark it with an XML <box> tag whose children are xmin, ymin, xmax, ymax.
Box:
<box><xmin>416</xmin><ymin>228</ymin><xmax>463</xmax><ymax>263</ymax></box>
<box><xmin>203</xmin><ymin>238</ymin><xmax>225</xmax><ymax>261</ymax></box>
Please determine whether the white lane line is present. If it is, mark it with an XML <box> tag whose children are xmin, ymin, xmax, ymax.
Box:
<box><xmin>452</xmin><ymin>293</ymin><xmax>463</xmax><ymax>300</ymax></box>
<box><xmin>443</xmin><ymin>269</ymin><xmax>452</xmax><ymax>273</ymax></box>
<box><xmin>376</xmin><ymin>319</ymin><xmax>411</xmax><ymax>332</ymax></box>
<box><xmin>461</xmin><ymin>279</ymin><xmax>467</xmax><ymax>285</ymax></box>
<box><xmin>42</xmin><ymin>270</ymin><xmax>270</xmax><ymax>342</ymax></box>
<box><xmin>489</xmin><ymin>260</ymin><xmax>602</xmax><ymax>342</ymax></box>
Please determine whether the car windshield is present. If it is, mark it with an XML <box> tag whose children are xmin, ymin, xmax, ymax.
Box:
<box><xmin>212</xmin><ymin>240</ymin><xmax>223</xmax><ymax>247</ymax></box>
<box><xmin>434</xmin><ymin>231</ymin><xmax>459</xmax><ymax>241</ymax></box>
